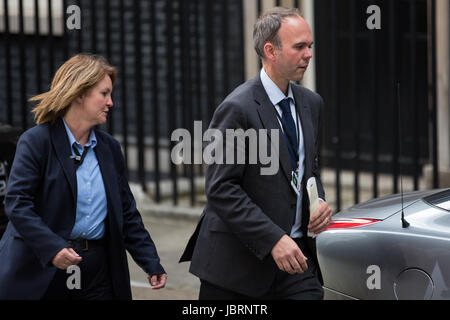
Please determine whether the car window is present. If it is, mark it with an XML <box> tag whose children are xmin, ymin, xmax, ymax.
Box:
<box><xmin>423</xmin><ymin>189</ymin><xmax>450</xmax><ymax>211</ymax></box>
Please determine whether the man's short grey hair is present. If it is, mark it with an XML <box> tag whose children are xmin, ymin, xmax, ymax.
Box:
<box><xmin>253</xmin><ymin>7</ymin><xmax>302</xmax><ymax>59</ymax></box>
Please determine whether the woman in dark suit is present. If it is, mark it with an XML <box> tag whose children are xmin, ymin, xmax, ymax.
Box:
<box><xmin>0</xmin><ymin>53</ymin><xmax>167</xmax><ymax>300</ymax></box>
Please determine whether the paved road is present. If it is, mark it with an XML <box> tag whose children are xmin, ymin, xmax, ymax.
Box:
<box><xmin>127</xmin><ymin>213</ymin><xmax>200</xmax><ymax>300</ymax></box>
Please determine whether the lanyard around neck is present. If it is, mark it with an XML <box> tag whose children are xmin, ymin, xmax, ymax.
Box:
<box><xmin>71</xmin><ymin>145</ymin><xmax>90</xmax><ymax>170</ymax></box>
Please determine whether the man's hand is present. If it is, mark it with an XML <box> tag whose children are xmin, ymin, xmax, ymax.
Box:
<box><xmin>308</xmin><ymin>200</ymin><xmax>332</xmax><ymax>234</ymax></box>
<box><xmin>52</xmin><ymin>247</ymin><xmax>82</xmax><ymax>270</ymax></box>
<box><xmin>270</xmin><ymin>235</ymin><xmax>308</xmax><ymax>275</ymax></box>
<box><xmin>147</xmin><ymin>273</ymin><xmax>167</xmax><ymax>290</ymax></box>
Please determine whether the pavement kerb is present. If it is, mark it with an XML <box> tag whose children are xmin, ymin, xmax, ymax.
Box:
<box><xmin>130</xmin><ymin>183</ymin><xmax>203</xmax><ymax>221</ymax></box>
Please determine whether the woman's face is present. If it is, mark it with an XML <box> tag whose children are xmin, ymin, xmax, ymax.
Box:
<box><xmin>81</xmin><ymin>75</ymin><xmax>113</xmax><ymax>126</ymax></box>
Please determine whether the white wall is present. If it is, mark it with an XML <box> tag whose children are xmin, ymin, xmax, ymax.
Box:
<box><xmin>0</xmin><ymin>0</ymin><xmax>63</xmax><ymax>35</ymax></box>
<box><xmin>436</xmin><ymin>0</ymin><xmax>450</xmax><ymax>185</ymax></box>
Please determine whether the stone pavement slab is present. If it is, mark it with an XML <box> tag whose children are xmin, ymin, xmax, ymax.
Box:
<box><xmin>127</xmin><ymin>214</ymin><xmax>200</xmax><ymax>300</ymax></box>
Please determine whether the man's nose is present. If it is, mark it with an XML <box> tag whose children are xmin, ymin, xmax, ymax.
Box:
<box><xmin>304</xmin><ymin>47</ymin><xmax>313</xmax><ymax>59</ymax></box>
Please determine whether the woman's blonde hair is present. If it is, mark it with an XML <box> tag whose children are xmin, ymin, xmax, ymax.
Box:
<box><xmin>30</xmin><ymin>53</ymin><xmax>117</xmax><ymax>125</ymax></box>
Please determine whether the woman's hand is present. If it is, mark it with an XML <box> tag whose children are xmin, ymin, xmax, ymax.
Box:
<box><xmin>147</xmin><ymin>273</ymin><xmax>167</xmax><ymax>290</ymax></box>
<box><xmin>51</xmin><ymin>247</ymin><xmax>82</xmax><ymax>270</ymax></box>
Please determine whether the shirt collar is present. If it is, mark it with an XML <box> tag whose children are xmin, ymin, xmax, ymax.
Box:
<box><xmin>62</xmin><ymin>118</ymin><xmax>97</xmax><ymax>150</ymax></box>
<box><xmin>260</xmin><ymin>68</ymin><xmax>295</xmax><ymax>107</ymax></box>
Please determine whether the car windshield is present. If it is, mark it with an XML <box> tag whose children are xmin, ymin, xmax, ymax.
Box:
<box><xmin>423</xmin><ymin>189</ymin><xmax>450</xmax><ymax>211</ymax></box>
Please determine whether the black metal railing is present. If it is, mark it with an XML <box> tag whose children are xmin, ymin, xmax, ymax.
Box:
<box><xmin>0</xmin><ymin>0</ymin><xmax>245</xmax><ymax>206</ymax></box>
<box><xmin>315</xmin><ymin>0</ymin><xmax>439</xmax><ymax>211</ymax></box>
<box><xmin>0</xmin><ymin>0</ymin><xmax>440</xmax><ymax>212</ymax></box>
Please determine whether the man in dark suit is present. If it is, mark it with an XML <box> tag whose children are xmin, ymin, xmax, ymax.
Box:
<box><xmin>180</xmin><ymin>8</ymin><xmax>332</xmax><ymax>299</ymax></box>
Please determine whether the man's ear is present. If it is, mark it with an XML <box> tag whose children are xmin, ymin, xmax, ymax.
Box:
<box><xmin>263</xmin><ymin>42</ymin><xmax>277</xmax><ymax>62</ymax></box>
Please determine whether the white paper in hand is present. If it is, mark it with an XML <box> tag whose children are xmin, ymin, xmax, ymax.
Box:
<box><xmin>306</xmin><ymin>177</ymin><xmax>319</xmax><ymax>238</ymax></box>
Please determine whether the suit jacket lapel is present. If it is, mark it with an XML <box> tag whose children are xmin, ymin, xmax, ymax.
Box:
<box><xmin>293</xmin><ymin>86</ymin><xmax>314</xmax><ymax>180</ymax></box>
<box><xmin>253</xmin><ymin>76</ymin><xmax>292</xmax><ymax>183</ymax></box>
<box><xmin>94</xmin><ymin>132</ymin><xmax>122</xmax><ymax>230</ymax></box>
<box><xmin>50</xmin><ymin>118</ymin><xmax>77</xmax><ymax>203</ymax></box>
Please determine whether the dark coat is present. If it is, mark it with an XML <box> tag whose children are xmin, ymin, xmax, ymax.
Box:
<box><xmin>180</xmin><ymin>75</ymin><xmax>325</xmax><ymax>297</ymax></box>
<box><xmin>0</xmin><ymin>118</ymin><xmax>164</xmax><ymax>300</ymax></box>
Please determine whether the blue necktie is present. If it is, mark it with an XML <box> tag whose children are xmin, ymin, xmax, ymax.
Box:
<box><xmin>278</xmin><ymin>98</ymin><xmax>298</xmax><ymax>171</ymax></box>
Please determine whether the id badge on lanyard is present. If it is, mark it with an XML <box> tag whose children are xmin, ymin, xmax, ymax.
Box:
<box><xmin>290</xmin><ymin>166</ymin><xmax>301</xmax><ymax>196</ymax></box>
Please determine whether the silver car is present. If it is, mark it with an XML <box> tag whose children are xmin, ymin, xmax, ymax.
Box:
<box><xmin>316</xmin><ymin>188</ymin><xmax>450</xmax><ymax>300</ymax></box>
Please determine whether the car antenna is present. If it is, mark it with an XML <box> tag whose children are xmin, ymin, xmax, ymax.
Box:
<box><xmin>397</xmin><ymin>82</ymin><xmax>410</xmax><ymax>228</ymax></box>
